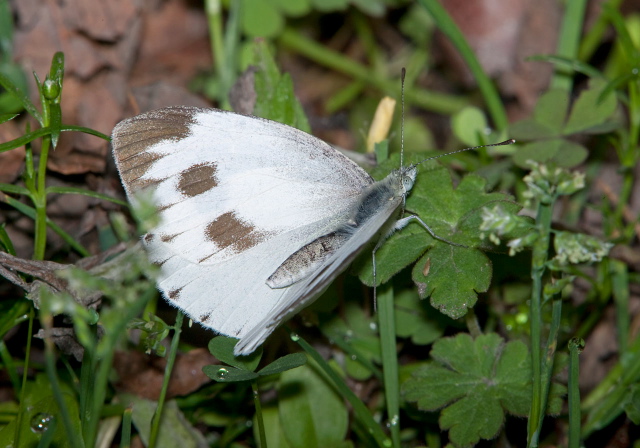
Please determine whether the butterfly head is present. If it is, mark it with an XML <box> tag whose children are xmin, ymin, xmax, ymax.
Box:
<box><xmin>399</xmin><ymin>165</ymin><xmax>418</xmax><ymax>195</ymax></box>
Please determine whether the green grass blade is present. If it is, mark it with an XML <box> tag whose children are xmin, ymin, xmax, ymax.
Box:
<box><xmin>416</xmin><ymin>0</ymin><xmax>508</xmax><ymax>131</ymax></box>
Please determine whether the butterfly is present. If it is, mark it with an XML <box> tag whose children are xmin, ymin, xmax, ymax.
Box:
<box><xmin>111</xmin><ymin>105</ymin><xmax>511</xmax><ymax>355</ymax></box>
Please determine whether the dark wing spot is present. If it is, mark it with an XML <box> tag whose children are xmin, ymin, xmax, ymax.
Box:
<box><xmin>204</xmin><ymin>212</ymin><xmax>267</xmax><ymax>254</ymax></box>
<box><xmin>168</xmin><ymin>287</ymin><xmax>183</xmax><ymax>302</ymax></box>
<box><xmin>200</xmin><ymin>313</ymin><xmax>211</xmax><ymax>323</ymax></box>
<box><xmin>177</xmin><ymin>163</ymin><xmax>218</xmax><ymax>197</ymax></box>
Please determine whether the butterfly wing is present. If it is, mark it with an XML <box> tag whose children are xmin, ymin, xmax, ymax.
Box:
<box><xmin>234</xmin><ymin>187</ymin><xmax>404</xmax><ymax>355</ymax></box>
<box><xmin>111</xmin><ymin>106</ymin><xmax>374</xmax><ymax>344</ymax></box>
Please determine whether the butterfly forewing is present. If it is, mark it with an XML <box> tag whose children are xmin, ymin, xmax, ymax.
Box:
<box><xmin>111</xmin><ymin>106</ymin><xmax>378</xmax><ymax>349</ymax></box>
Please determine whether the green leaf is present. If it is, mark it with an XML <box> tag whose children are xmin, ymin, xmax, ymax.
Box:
<box><xmin>256</xmin><ymin>404</ymin><xmax>292</xmax><ymax>448</ymax></box>
<box><xmin>508</xmin><ymin>118</ymin><xmax>558</xmax><ymax>140</ymax></box>
<box><xmin>0</xmin><ymin>70</ymin><xmax>40</xmax><ymax>123</ymax></box>
<box><xmin>563</xmin><ymin>79</ymin><xmax>617</xmax><ymax>135</ymax></box>
<box><xmin>533</xmin><ymin>89</ymin><xmax>570</xmax><ymax>135</ymax></box>
<box><xmin>272</xmin><ymin>0</ymin><xmax>311</xmax><ymax>16</ymax></box>
<box><xmin>202</xmin><ymin>364</ymin><xmax>260</xmax><ymax>382</ymax></box>
<box><xmin>512</xmin><ymin>140</ymin><xmax>588</xmax><ymax>169</ymax></box>
<box><xmin>0</xmin><ymin>374</ymin><xmax>82</xmax><ymax>448</ymax></box>
<box><xmin>451</xmin><ymin>106</ymin><xmax>489</xmax><ymax>146</ymax></box>
<box><xmin>310</xmin><ymin>0</ymin><xmax>348</xmax><ymax>12</ymax></box>
<box><xmin>0</xmin><ymin>113</ymin><xmax>17</xmax><ymax>124</ymax></box>
<box><xmin>356</xmin><ymin>156</ymin><xmax>514</xmax><ymax>320</ymax></box>
<box><xmin>207</xmin><ymin>335</ymin><xmax>262</xmax><ymax>371</ymax></box>
<box><xmin>412</xmin><ymin>245</ymin><xmax>491</xmax><ymax>319</ymax></box>
<box><xmin>394</xmin><ymin>289</ymin><xmax>446</xmax><ymax>345</ymax></box>
<box><xmin>278</xmin><ymin>362</ymin><xmax>349</xmax><ymax>448</ymax></box>
<box><xmin>0</xmin><ymin>299</ymin><xmax>29</xmax><ymax>339</ymax></box>
<box><xmin>45</xmin><ymin>186</ymin><xmax>128</xmax><ymax>206</ymax></box>
<box><xmin>258</xmin><ymin>353</ymin><xmax>307</xmax><ymax>376</ymax></box>
<box><xmin>118</xmin><ymin>394</ymin><xmax>207</xmax><ymax>448</ymax></box>
<box><xmin>252</xmin><ymin>40</ymin><xmax>310</xmax><ymax>132</ymax></box>
<box><xmin>402</xmin><ymin>333</ymin><xmax>532</xmax><ymax>447</ymax></box>
<box><xmin>0</xmin><ymin>223</ymin><xmax>16</xmax><ymax>254</ymax></box>
<box><xmin>321</xmin><ymin>301</ymin><xmax>381</xmax><ymax>381</ymax></box>
<box><xmin>242</xmin><ymin>0</ymin><xmax>284</xmax><ymax>38</ymax></box>
<box><xmin>513</xmin><ymin>140</ymin><xmax>563</xmax><ymax>168</ymax></box>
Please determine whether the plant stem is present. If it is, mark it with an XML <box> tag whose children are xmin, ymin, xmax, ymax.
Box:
<box><xmin>13</xmin><ymin>307</ymin><xmax>34</xmax><ymax>448</ymax></box>
<box><xmin>294</xmin><ymin>333</ymin><xmax>391</xmax><ymax>447</ymax></box>
<box><xmin>148</xmin><ymin>311</ymin><xmax>184</xmax><ymax>448</ymax></box>
<box><xmin>377</xmin><ymin>284</ymin><xmax>400</xmax><ymax>447</ymax></box>
<box><xmin>42</xmin><ymin>315</ymin><xmax>83</xmax><ymax>448</ymax></box>
<box><xmin>568</xmin><ymin>339</ymin><xmax>583</xmax><ymax>448</ymax></box>
<box><xmin>416</xmin><ymin>0</ymin><xmax>508</xmax><ymax>131</ymax></box>
<box><xmin>252</xmin><ymin>381</ymin><xmax>267</xmax><ymax>448</ymax></box>
<box><xmin>550</xmin><ymin>0</ymin><xmax>587</xmax><ymax>91</ymax></box>
<box><xmin>535</xmin><ymin>294</ymin><xmax>562</xmax><ymax>435</ymax></box>
<box><xmin>527</xmin><ymin>200</ymin><xmax>554</xmax><ymax>448</ymax></box>
<box><xmin>278</xmin><ymin>28</ymin><xmax>467</xmax><ymax>115</ymax></box>
<box><xmin>85</xmin><ymin>287</ymin><xmax>156</xmax><ymax>446</ymax></box>
<box><xmin>32</xmin><ymin>135</ymin><xmax>50</xmax><ymax>261</ymax></box>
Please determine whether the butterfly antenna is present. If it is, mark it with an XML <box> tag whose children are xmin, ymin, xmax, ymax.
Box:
<box><xmin>414</xmin><ymin>139</ymin><xmax>516</xmax><ymax>166</ymax></box>
<box><xmin>400</xmin><ymin>67</ymin><xmax>406</xmax><ymax>169</ymax></box>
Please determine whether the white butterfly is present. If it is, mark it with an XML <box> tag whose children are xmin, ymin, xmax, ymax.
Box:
<box><xmin>111</xmin><ymin>106</ymin><xmax>468</xmax><ymax>355</ymax></box>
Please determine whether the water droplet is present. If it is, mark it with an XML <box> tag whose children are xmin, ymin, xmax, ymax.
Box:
<box><xmin>369</xmin><ymin>322</ymin><xmax>378</xmax><ymax>332</ymax></box>
<box><xmin>30</xmin><ymin>413</ymin><xmax>53</xmax><ymax>433</ymax></box>
<box><xmin>350</xmin><ymin>354</ymin><xmax>357</xmax><ymax>361</ymax></box>
<box><xmin>290</xmin><ymin>333</ymin><xmax>300</xmax><ymax>342</ymax></box>
<box><xmin>245</xmin><ymin>419</ymin><xmax>253</xmax><ymax>428</ymax></box>
<box><xmin>216</xmin><ymin>367</ymin><xmax>228</xmax><ymax>380</ymax></box>
<box><xmin>388</xmin><ymin>415</ymin><xmax>399</xmax><ymax>427</ymax></box>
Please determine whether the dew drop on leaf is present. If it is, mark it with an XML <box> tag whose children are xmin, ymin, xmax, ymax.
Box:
<box><xmin>216</xmin><ymin>367</ymin><xmax>228</xmax><ymax>380</ymax></box>
<box><xmin>30</xmin><ymin>413</ymin><xmax>53</xmax><ymax>433</ymax></box>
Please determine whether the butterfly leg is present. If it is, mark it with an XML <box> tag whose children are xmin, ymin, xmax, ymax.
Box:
<box><xmin>395</xmin><ymin>215</ymin><xmax>467</xmax><ymax>248</ymax></box>
<box><xmin>371</xmin><ymin>214</ymin><xmax>467</xmax><ymax>309</ymax></box>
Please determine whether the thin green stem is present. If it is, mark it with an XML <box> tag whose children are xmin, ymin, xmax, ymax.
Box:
<box><xmin>294</xmin><ymin>333</ymin><xmax>391</xmax><ymax>447</ymax></box>
<box><xmin>32</xmin><ymin>131</ymin><xmax>51</xmax><ymax>260</ymax></box>
<box><xmin>377</xmin><ymin>284</ymin><xmax>400</xmax><ymax>447</ymax></box>
<box><xmin>550</xmin><ymin>0</ymin><xmax>587</xmax><ymax>91</ymax></box>
<box><xmin>568</xmin><ymin>339</ymin><xmax>583</xmax><ymax>448</ymax></box>
<box><xmin>416</xmin><ymin>0</ymin><xmax>508</xmax><ymax>130</ymax></box>
<box><xmin>527</xmin><ymin>200</ymin><xmax>554</xmax><ymax>448</ymax></box>
<box><xmin>121</xmin><ymin>407</ymin><xmax>133</xmax><ymax>448</ymax></box>
<box><xmin>79</xmin><ymin>326</ymin><xmax>97</xmax><ymax>443</ymax></box>
<box><xmin>13</xmin><ymin>307</ymin><xmax>34</xmax><ymax>448</ymax></box>
<box><xmin>251</xmin><ymin>381</ymin><xmax>267</xmax><ymax>448</ymax></box>
<box><xmin>535</xmin><ymin>294</ymin><xmax>562</xmax><ymax>434</ymax></box>
<box><xmin>42</xmin><ymin>317</ymin><xmax>83</xmax><ymax>448</ymax></box>
<box><xmin>611</xmin><ymin>260</ymin><xmax>630</xmax><ymax>355</ymax></box>
<box><xmin>85</xmin><ymin>287</ymin><xmax>156</xmax><ymax>446</ymax></box>
<box><xmin>278</xmin><ymin>27</ymin><xmax>467</xmax><ymax>115</ymax></box>
<box><xmin>149</xmin><ymin>311</ymin><xmax>184</xmax><ymax>448</ymax></box>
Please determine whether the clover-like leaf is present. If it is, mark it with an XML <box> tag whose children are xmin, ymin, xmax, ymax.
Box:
<box><xmin>394</xmin><ymin>289</ymin><xmax>446</xmax><ymax>345</ymax></box>
<box><xmin>207</xmin><ymin>336</ymin><xmax>262</xmax><ymax>371</ymax></box>
<box><xmin>412</xmin><ymin>245</ymin><xmax>491</xmax><ymax>319</ymax></box>
<box><xmin>278</xmin><ymin>362</ymin><xmax>349</xmax><ymax>448</ymax></box>
<box><xmin>357</xmin><ymin>156</ymin><xmax>516</xmax><ymax>320</ymax></box>
<box><xmin>563</xmin><ymin>79</ymin><xmax>617</xmax><ymax>135</ymax></box>
<box><xmin>258</xmin><ymin>353</ymin><xmax>307</xmax><ymax>376</ymax></box>
<box><xmin>202</xmin><ymin>365</ymin><xmax>259</xmax><ymax>383</ymax></box>
<box><xmin>533</xmin><ymin>88</ymin><xmax>570</xmax><ymax>135</ymax></box>
<box><xmin>402</xmin><ymin>333</ymin><xmax>531</xmax><ymax>447</ymax></box>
